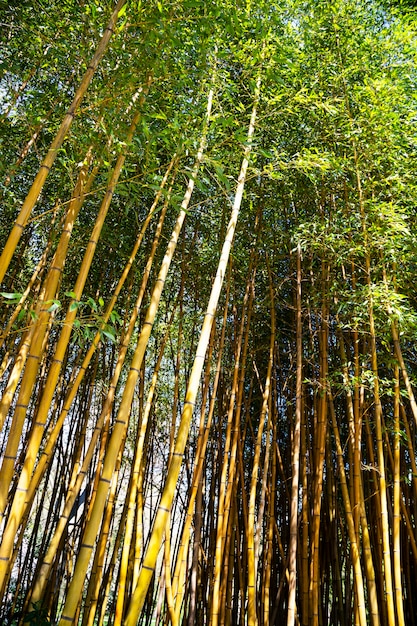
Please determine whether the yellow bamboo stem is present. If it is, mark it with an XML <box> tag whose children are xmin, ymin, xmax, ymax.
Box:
<box><xmin>0</xmin><ymin>151</ymin><xmax>94</xmax><ymax>520</ymax></box>
<box><xmin>114</xmin><ymin>305</ymin><xmax>176</xmax><ymax>625</ymax></box>
<box><xmin>328</xmin><ymin>390</ymin><xmax>367</xmax><ymax>626</ymax></box>
<box><xmin>0</xmin><ymin>91</ymin><xmax>151</xmax><ymax>596</ymax></box>
<box><xmin>0</xmin><ymin>0</ymin><xmax>126</xmax><ymax>284</ymax></box>
<box><xmin>57</xmin><ymin>85</ymin><xmax>213</xmax><ymax>625</ymax></box>
<box><xmin>24</xmin><ymin>155</ymin><xmax>176</xmax><ymax>536</ymax></box>
<box><xmin>124</xmin><ymin>71</ymin><xmax>261</xmax><ymax>626</ymax></box>
<box><xmin>287</xmin><ymin>244</ymin><xmax>302</xmax><ymax>626</ymax></box>
<box><xmin>393</xmin><ymin>365</ymin><xmax>405</xmax><ymax>625</ymax></box>
<box><xmin>247</xmin><ymin>270</ymin><xmax>274</xmax><ymax>626</ymax></box>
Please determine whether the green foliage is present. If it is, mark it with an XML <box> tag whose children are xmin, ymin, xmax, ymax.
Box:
<box><xmin>22</xmin><ymin>602</ymin><xmax>50</xmax><ymax>625</ymax></box>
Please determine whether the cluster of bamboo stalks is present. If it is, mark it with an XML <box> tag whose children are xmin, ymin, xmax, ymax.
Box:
<box><xmin>1</xmin><ymin>1</ymin><xmax>417</xmax><ymax>625</ymax></box>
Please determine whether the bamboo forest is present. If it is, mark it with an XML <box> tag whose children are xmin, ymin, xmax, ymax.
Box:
<box><xmin>2</xmin><ymin>0</ymin><xmax>417</xmax><ymax>624</ymax></box>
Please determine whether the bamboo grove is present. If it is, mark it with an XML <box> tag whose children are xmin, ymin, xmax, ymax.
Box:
<box><xmin>1</xmin><ymin>0</ymin><xmax>417</xmax><ymax>624</ymax></box>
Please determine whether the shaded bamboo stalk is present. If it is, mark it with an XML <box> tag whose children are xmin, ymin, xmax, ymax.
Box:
<box><xmin>247</xmin><ymin>265</ymin><xmax>274</xmax><ymax>626</ymax></box>
<box><xmin>328</xmin><ymin>389</ymin><xmax>367</xmax><ymax>626</ymax></box>
<box><xmin>287</xmin><ymin>244</ymin><xmax>302</xmax><ymax>626</ymax></box>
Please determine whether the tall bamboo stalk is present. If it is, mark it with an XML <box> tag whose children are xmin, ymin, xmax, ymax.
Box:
<box><xmin>0</xmin><ymin>0</ymin><xmax>126</xmax><ymax>284</ymax></box>
<box><xmin>124</xmin><ymin>68</ymin><xmax>262</xmax><ymax>626</ymax></box>
<box><xmin>287</xmin><ymin>244</ymin><xmax>302</xmax><ymax>626</ymax></box>
<box><xmin>56</xmin><ymin>78</ymin><xmax>215</xmax><ymax>625</ymax></box>
<box><xmin>0</xmin><ymin>84</ymin><xmax>151</xmax><ymax>597</ymax></box>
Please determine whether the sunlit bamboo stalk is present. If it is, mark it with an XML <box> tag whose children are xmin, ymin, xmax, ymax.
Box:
<box><xmin>124</xmin><ymin>68</ymin><xmax>262</xmax><ymax>626</ymax></box>
<box><xmin>0</xmin><ymin>0</ymin><xmax>126</xmax><ymax>284</ymax></box>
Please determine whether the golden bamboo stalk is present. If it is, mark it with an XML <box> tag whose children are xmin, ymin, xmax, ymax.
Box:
<box><xmin>124</xmin><ymin>70</ymin><xmax>262</xmax><ymax>626</ymax></box>
<box><xmin>0</xmin><ymin>0</ymin><xmax>126</xmax><ymax>284</ymax></box>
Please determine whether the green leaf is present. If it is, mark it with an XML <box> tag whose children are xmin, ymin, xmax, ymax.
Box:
<box><xmin>110</xmin><ymin>310</ymin><xmax>121</xmax><ymax>324</ymax></box>
<box><xmin>101</xmin><ymin>326</ymin><xmax>116</xmax><ymax>342</ymax></box>
<box><xmin>87</xmin><ymin>297</ymin><xmax>97</xmax><ymax>311</ymax></box>
<box><xmin>47</xmin><ymin>300</ymin><xmax>61</xmax><ymax>313</ymax></box>
<box><xmin>1</xmin><ymin>292</ymin><xmax>23</xmax><ymax>302</ymax></box>
<box><xmin>118</xmin><ymin>3</ymin><xmax>127</xmax><ymax>18</ymax></box>
<box><xmin>17</xmin><ymin>309</ymin><xmax>27</xmax><ymax>322</ymax></box>
<box><xmin>257</xmin><ymin>147</ymin><xmax>274</xmax><ymax>159</ymax></box>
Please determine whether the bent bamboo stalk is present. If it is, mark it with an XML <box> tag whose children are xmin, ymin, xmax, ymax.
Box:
<box><xmin>124</xmin><ymin>69</ymin><xmax>261</xmax><ymax>626</ymax></box>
